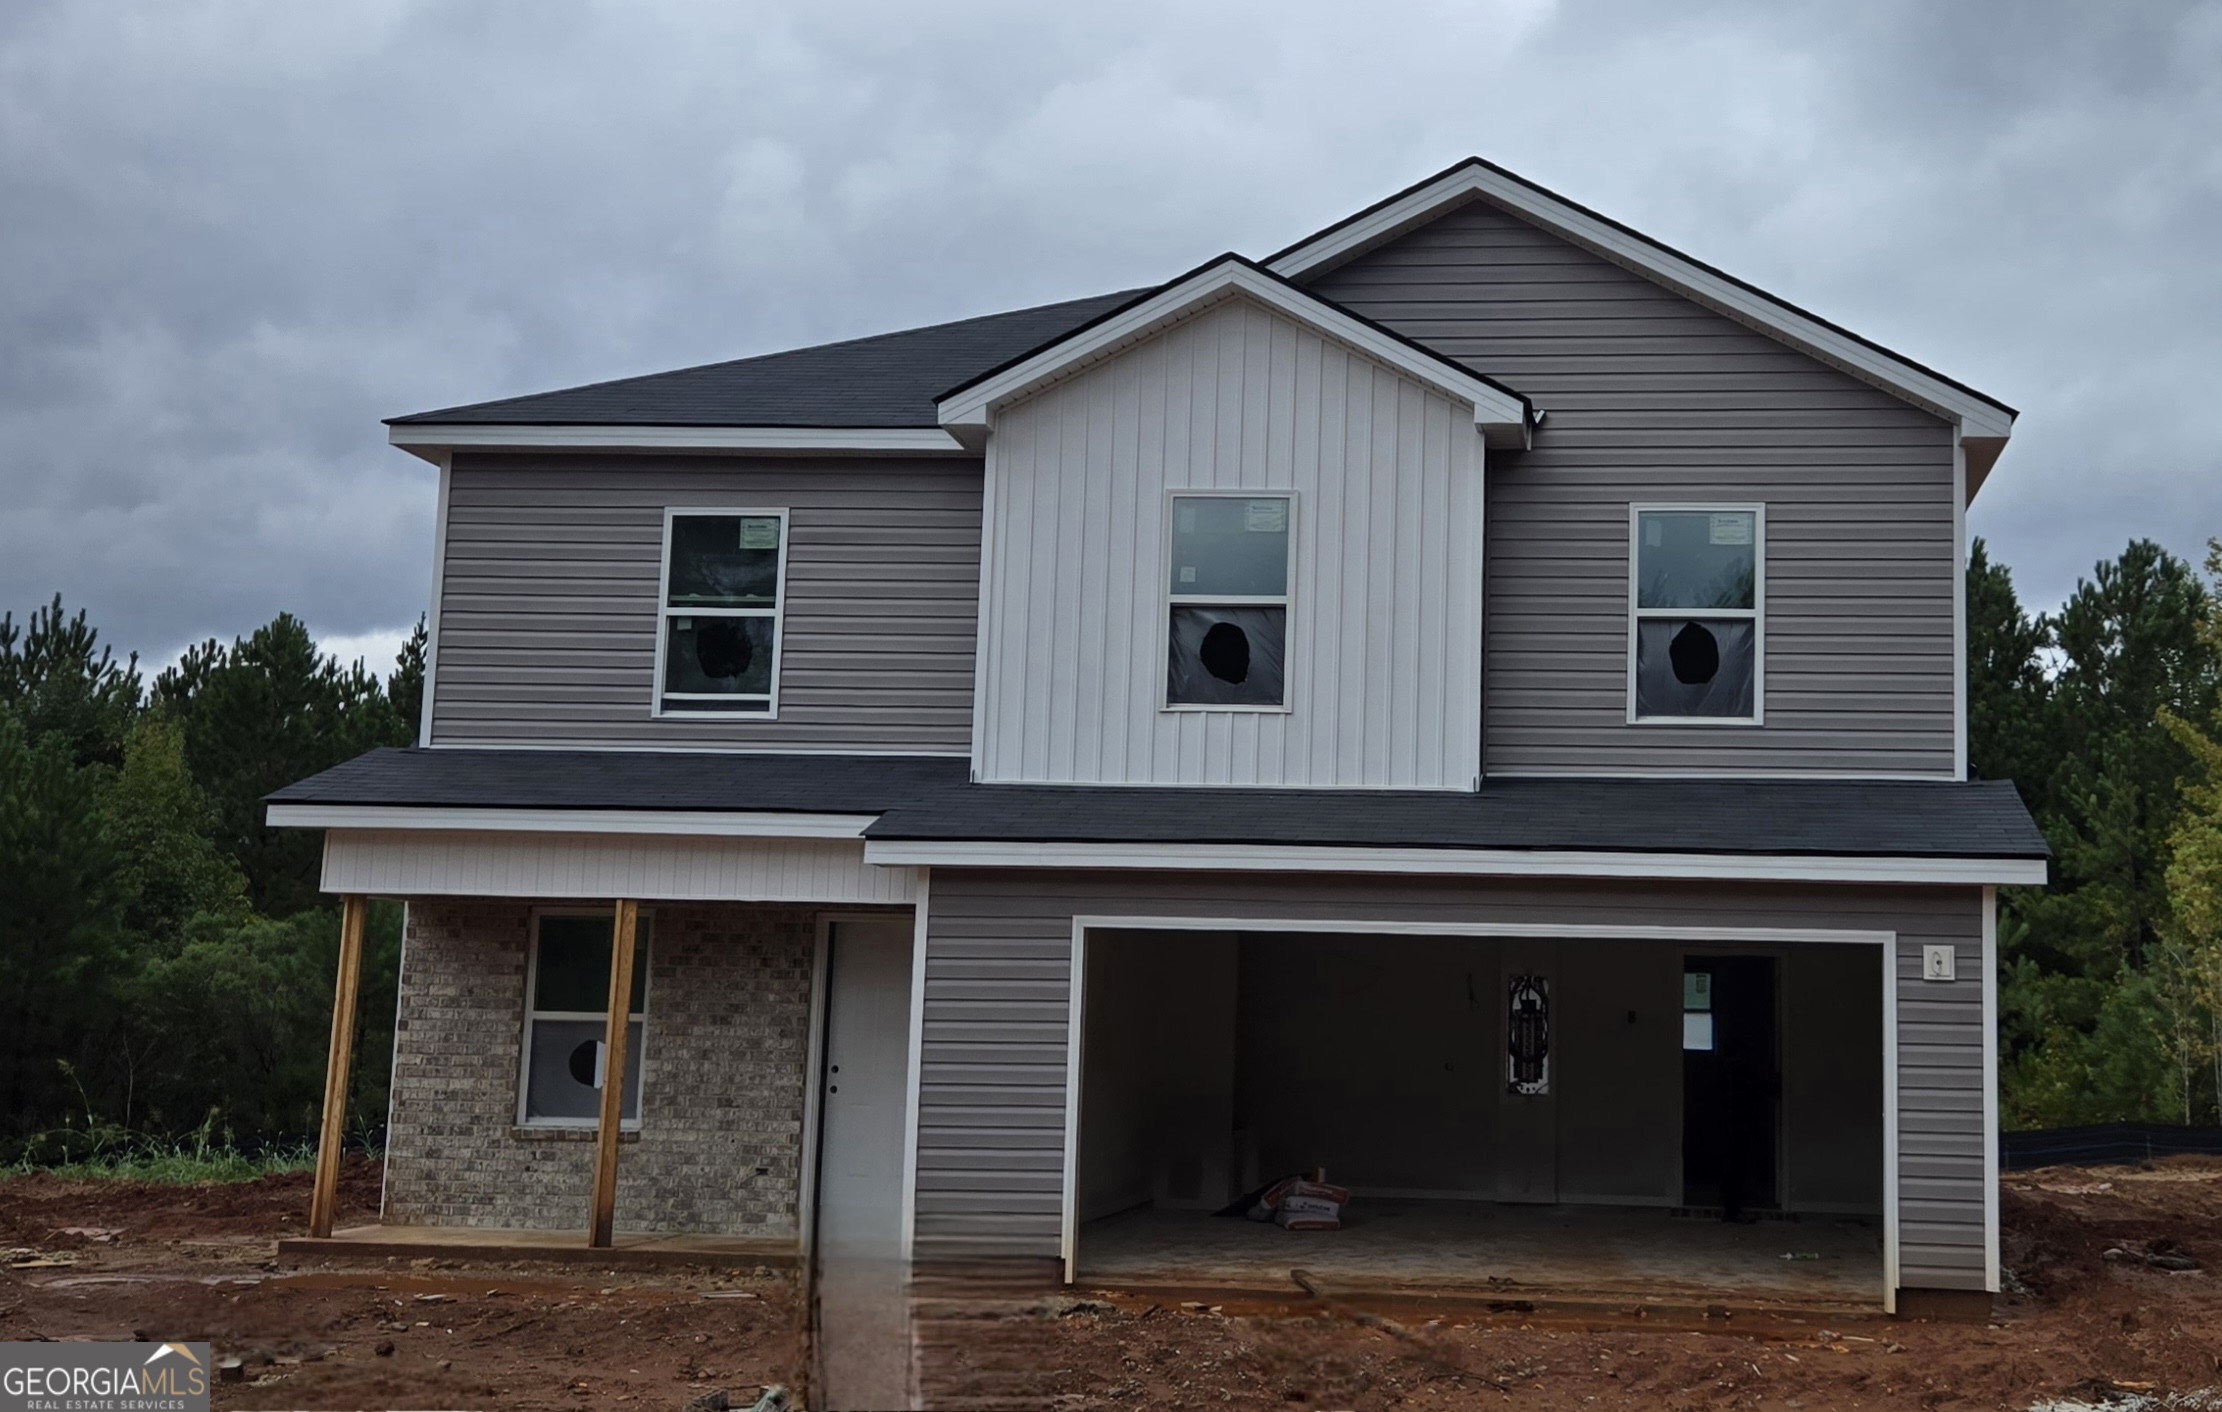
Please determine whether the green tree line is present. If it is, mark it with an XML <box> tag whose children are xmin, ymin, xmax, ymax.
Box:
<box><xmin>0</xmin><ymin>599</ymin><xmax>424</xmax><ymax>1160</ymax></box>
<box><xmin>1975</xmin><ymin>537</ymin><xmax>2222</xmax><ymax>1126</ymax></box>
<box><xmin>3</xmin><ymin>529</ymin><xmax>2222</xmax><ymax>1159</ymax></box>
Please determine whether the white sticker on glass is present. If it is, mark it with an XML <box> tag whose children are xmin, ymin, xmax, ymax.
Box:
<box><xmin>1245</xmin><ymin>499</ymin><xmax>1287</xmax><ymax>533</ymax></box>
<box><xmin>739</xmin><ymin>517</ymin><xmax>781</xmax><ymax>549</ymax></box>
<box><xmin>1645</xmin><ymin>517</ymin><xmax>1662</xmax><ymax>547</ymax></box>
<box><xmin>1179</xmin><ymin>566</ymin><xmax>1197</xmax><ymax>584</ymax></box>
<box><xmin>1709</xmin><ymin>513</ymin><xmax>1752</xmax><ymax>546</ymax></box>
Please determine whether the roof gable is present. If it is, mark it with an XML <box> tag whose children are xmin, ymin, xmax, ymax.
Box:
<box><xmin>935</xmin><ymin>254</ymin><xmax>1534</xmax><ymax>449</ymax></box>
<box><xmin>1266</xmin><ymin>158</ymin><xmax>2014</xmax><ymax>466</ymax></box>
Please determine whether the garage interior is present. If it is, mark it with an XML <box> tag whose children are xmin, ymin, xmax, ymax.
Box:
<box><xmin>1073</xmin><ymin>930</ymin><xmax>1887</xmax><ymax>1305</ymax></box>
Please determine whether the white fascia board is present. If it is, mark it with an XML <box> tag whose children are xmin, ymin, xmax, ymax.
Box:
<box><xmin>1267</xmin><ymin>165</ymin><xmax>2015</xmax><ymax>441</ymax></box>
<box><xmin>936</xmin><ymin>259</ymin><xmax>1532</xmax><ymax>447</ymax></box>
<box><xmin>388</xmin><ymin>423</ymin><xmax>968</xmax><ymax>459</ymax></box>
<box><xmin>861</xmin><ymin>838</ymin><xmax>2049</xmax><ymax>887</ymax></box>
<box><xmin>268</xmin><ymin>803</ymin><xmax>876</xmax><ymax>839</ymax></box>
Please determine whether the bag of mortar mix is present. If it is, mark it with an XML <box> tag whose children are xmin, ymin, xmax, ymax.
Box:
<box><xmin>1242</xmin><ymin>1172</ymin><xmax>1350</xmax><ymax>1230</ymax></box>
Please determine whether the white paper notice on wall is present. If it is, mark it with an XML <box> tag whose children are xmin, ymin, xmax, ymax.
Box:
<box><xmin>1709</xmin><ymin>513</ymin><xmax>1753</xmax><ymax>546</ymax></box>
<box><xmin>1922</xmin><ymin>944</ymin><xmax>1958</xmax><ymax>982</ymax></box>
<box><xmin>1245</xmin><ymin>499</ymin><xmax>1287</xmax><ymax>533</ymax></box>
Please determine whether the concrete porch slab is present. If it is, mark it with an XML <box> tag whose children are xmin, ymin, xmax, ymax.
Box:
<box><xmin>276</xmin><ymin>1223</ymin><xmax>798</xmax><ymax>1269</ymax></box>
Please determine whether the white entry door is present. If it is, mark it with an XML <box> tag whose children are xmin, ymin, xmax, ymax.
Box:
<box><xmin>813</xmin><ymin>919</ymin><xmax>915</xmax><ymax>1410</ymax></box>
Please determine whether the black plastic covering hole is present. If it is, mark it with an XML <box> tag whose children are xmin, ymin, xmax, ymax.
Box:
<box><xmin>567</xmin><ymin>1041</ymin><xmax>599</xmax><ymax>1086</ymax></box>
<box><xmin>1198</xmin><ymin>622</ymin><xmax>1251</xmax><ymax>684</ymax></box>
<box><xmin>1669</xmin><ymin>621</ymin><xmax>1720</xmax><ymax>685</ymax></box>
<box><xmin>694</xmin><ymin>619</ymin><xmax>754</xmax><ymax>679</ymax></box>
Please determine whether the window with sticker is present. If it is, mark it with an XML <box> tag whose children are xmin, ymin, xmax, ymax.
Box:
<box><xmin>1630</xmin><ymin>507</ymin><xmax>1762</xmax><ymax>723</ymax></box>
<box><xmin>1165</xmin><ymin>494</ymin><xmax>1293</xmax><ymax>709</ymax></box>
<box><xmin>656</xmin><ymin>510</ymin><xmax>788</xmax><ymax>715</ymax></box>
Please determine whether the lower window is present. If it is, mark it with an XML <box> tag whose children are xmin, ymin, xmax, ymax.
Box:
<box><xmin>520</xmin><ymin>911</ymin><xmax>651</xmax><ymax>1127</ymax></box>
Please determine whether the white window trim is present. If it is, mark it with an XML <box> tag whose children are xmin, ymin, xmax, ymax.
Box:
<box><xmin>651</xmin><ymin>507</ymin><xmax>792</xmax><ymax>720</ymax></box>
<box><xmin>1160</xmin><ymin>488</ymin><xmax>1298</xmax><ymax>714</ymax></box>
<box><xmin>516</xmin><ymin>906</ymin><xmax>653</xmax><ymax>1131</ymax></box>
<box><xmin>1625</xmin><ymin>503</ymin><xmax>1767</xmax><ymax>727</ymax></box>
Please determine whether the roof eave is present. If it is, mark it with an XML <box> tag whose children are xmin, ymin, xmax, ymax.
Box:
<box><xmin>386</xmin><ymin>422</ymin><xmax>971</xmax><ymax>461</ymax></box>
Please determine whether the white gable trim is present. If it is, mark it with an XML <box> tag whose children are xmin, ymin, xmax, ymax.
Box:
<box><xmin>1266</xmin><ymin>162</ymin><xmax>2016</xmax><ymax>443</ymax></box>
<box><xmin>936</xmin><ymin>258</ymin><xmax>1533</xmax><ymax>449</ymax></box>
<box><xmin>388</xmin><ymin>423</ymin><xmax>967</xmax><ymax>463</ymax></box>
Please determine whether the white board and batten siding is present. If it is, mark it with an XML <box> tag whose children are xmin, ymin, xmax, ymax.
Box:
<box><xmin>974</xmin><ymin>295</ymin><xmax>1486</xmax><ymax>790</ymax></box>
<box><xmin>322</xmin><ymin>829</ymin><xmax>916</xmax><ymax>905</ymax></box>
<box><xmin>913</xmin><ymin>870</ymin><xmax>1990</xmax><ymax>1294</ymax></box>
<box><xmin>1309</xmin><ymin>200</ymin><xmax>1961</xmax><ymax>778</ymax></box>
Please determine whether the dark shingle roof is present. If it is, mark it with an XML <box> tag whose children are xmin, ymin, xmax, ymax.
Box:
<box><xmin>386</xmin><ymin>291</ymin><xmax>1145</xmax><ymax>429</ymax></box>
<box><xmin>865</xmin><ymin>777</ymin><xmax>2048</xmax><ymax>860</ymax></box>
<box><xmin>269</xmin><ymin>747</ymin><xmax>969</xmax><ymax>815</ymax></box>
<box><xmin>274</xmin><ymin>751</ymin><xmax>2047</xmax><ymax>861</ymax></box>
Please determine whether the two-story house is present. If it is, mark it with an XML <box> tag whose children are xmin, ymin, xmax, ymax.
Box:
<box><xmin>271</xmin><ymin>158</ymin><xmax>2046</xmax><ymax>1326</ymax></box>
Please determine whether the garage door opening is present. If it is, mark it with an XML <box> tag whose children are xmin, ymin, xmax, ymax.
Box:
<box><xmin>1067</xmin><ymin>928</ymin><xmax>1887</xmax><ymax>1307</ymax></box>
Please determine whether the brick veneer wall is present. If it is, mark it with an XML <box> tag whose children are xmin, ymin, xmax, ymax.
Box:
<box><xmin>381</xmin><ymin>900</ymin><xmax>832</xmax><ymax>1236</ymax></box>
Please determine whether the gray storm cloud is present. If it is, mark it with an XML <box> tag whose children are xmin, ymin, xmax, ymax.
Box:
<box><xmin>2</xmin><ymin>0</ymin><xmax>2216</xmax><ymax>668</ymax></box>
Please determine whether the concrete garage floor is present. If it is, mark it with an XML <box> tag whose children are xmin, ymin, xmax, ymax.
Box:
<box><xmin>1077</xmin><ymin>1199</ymin><xmax>1885</xmax><ymax>1311</ymax></box>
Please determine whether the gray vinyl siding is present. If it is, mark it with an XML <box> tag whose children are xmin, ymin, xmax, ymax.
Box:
<box><xmin>429</xmin><ymin>454</ymin><xmax>983</xmax><ymax>751</ymax></box>
<box><xmin>915</xmin><ymin>869</ymin><xmax>1986</xmax><ymax>1294</ymax></box>
<box><xmin>1309</xmin><ymin>201</ymin><xmax>1959</xmax><ymax>777</ymax></box>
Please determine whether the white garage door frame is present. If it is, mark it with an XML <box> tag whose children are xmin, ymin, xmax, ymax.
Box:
<box><xmin>1060</xmin><ymin>914</ymin><xmax>1905</xmax><ymax>1311</ymax></box>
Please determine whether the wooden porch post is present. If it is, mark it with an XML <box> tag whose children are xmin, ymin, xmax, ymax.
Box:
<box><xmin>588</xmin><ymin>898</ymin><xmax>641</xmax><ymax>1248</ymax></box>
<box><xmin>308</xmin><ymin>894</ymin><xmax>369</xmax><ymax>1238</ymax></box>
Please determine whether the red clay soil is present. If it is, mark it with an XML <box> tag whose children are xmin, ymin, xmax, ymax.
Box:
<box><xmin>0</xmin><ymin>1157</ymin><xmax>800</xmax><ymax>1409</ymax></box>
<box><xmin>1</xmin><ymin>1156</ymin><xmax>2218</xmax><ymax>1409</ymax></box>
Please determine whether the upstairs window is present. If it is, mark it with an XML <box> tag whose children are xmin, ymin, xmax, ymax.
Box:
<box><xmin>1630</xmin><ymin>506</ymin><xmax>1763</xmax><ymax>723</ymax></box>
<box><xmin>520</xmin><ymin>910</ymin><xmax>651</xmax><ymax>1128</ymax></box>
<box><xmin>656</xmin><ymin>509</ymin><xmax>788</xmax><ymax>716</ymax></box>
<box><xmin>1165</xmin><ymin>494</ymin><xmax>1293</xmax><ymax>710</ymax></box>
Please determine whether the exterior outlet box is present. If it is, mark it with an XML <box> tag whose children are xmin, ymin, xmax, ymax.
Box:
<box><xmin>1922</xmin><ymin>945</ymin><xmax>1957</xmax><ymax>983</ymax></box>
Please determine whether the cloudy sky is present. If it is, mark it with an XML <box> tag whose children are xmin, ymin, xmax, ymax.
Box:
<box><xmin>2</xmin><ymin>0</ymin><xmax>2216</xmax><ymax>673</ymax></box>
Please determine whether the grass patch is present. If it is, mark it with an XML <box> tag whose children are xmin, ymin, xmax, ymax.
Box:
<box><xmin>9</xmin><ymin>1142</ymin><xmax>319</xmax><ymax>1185</ymax></box>
<box><xmin>2</xmin><ymin>1133</ymin><xmax>326</xmax><ymax>1185</ymax></box>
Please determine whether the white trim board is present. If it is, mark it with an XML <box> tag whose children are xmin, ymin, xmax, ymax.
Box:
<box><xmin>389</xmin><ymin>423</ymin><xmax>968</xmax><ymax>462</ymax></box>
<box><xmin>415</xmin><ymin>741</ymin><xmax>972</xmax><ymax>758</ymax></box>
<box><xmin>898</xmin><ymin>872</ymin><xmax>932</xmax><ymax>1265</ymax></box>
<box><xmin>937</xmin><ymin>257</ymin><xmax>1531</xmax><ymax>448</ymax></box>
<box><xmin>418</xmin><ymin>454</ymin><xmax>451</xmax><ymax>748</ymax></box>
<box><xmin>1057</xmin><ymin>913</ymin><xmax>1902</xmax><ymax>1311</ymax></box>
<box><xmin>1982</xmin><ymin>884</ymin><xmax>2000</xmax><ymax>1294</ymax></box>
<box><xmin>1264</xmin><ymin>159</ymin><xmax>2015</xmax><ymax>445</ymax></box>
<box><xmin>269</xmin><ymin>803</ymin><xmax>875</xmax><ymax>838</ymax></box>
<box><xmin>863</xmin><ymin>839</ymin><xmax>2049</xmax><ymax>887</ymax></box>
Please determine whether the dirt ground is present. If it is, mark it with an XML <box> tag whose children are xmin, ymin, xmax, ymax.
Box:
<box><xmin>2</xmin><ymin>1158</ymin><xmax>2219</xmax><ymax>1410</ymax></box>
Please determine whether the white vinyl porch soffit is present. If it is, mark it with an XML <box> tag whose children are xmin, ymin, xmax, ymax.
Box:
<box><xmin>861</xmin><ymin>838</ymin><xmax>2048</xmax><ymax>888</ymax></box>
<box><xmin>935</xmin><ymin>255</ymin><xmax>1534</xmax><ymax>450</ymax></box>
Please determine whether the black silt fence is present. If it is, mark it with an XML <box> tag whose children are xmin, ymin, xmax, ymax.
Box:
<box><xmin>2002</xmin><ymin>1123</ymin><xmax>2222</xmax><ymax>1171</ymax></box>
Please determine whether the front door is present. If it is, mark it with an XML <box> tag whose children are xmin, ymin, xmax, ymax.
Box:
<box><xmin>813</xmin><ymin>919</ymin><xmax>915</xmax><ymax>1409</ymax></box>
<box><xmin>1682</xmin><ymin>956</ymin><xmax>1778</xmax><ymax>1216</ymax></box>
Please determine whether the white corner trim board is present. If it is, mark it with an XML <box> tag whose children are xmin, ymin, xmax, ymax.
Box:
<box><xmin>268</xmin><ymin>803</ymin><xmax>877</xmax><ymax>839</ymax></box>
<box><xmin>388</xmin><ymin>423</ymin><xmax>968</xmax><ymax>460</ymax></box>
<box><xmin>937</xmin><ymin>257</ymin><xmax>1531</xmax><ymax>447</ymax></box>
<box><xmin>1265</xmin><ymin>161</ymin><xmax>2014</xmax><ymax>442</ymax></box>
<box><xmin>861</xmin><ymin>838</ymin><xmax>2049</xmax><ymax>887</ymax></box>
